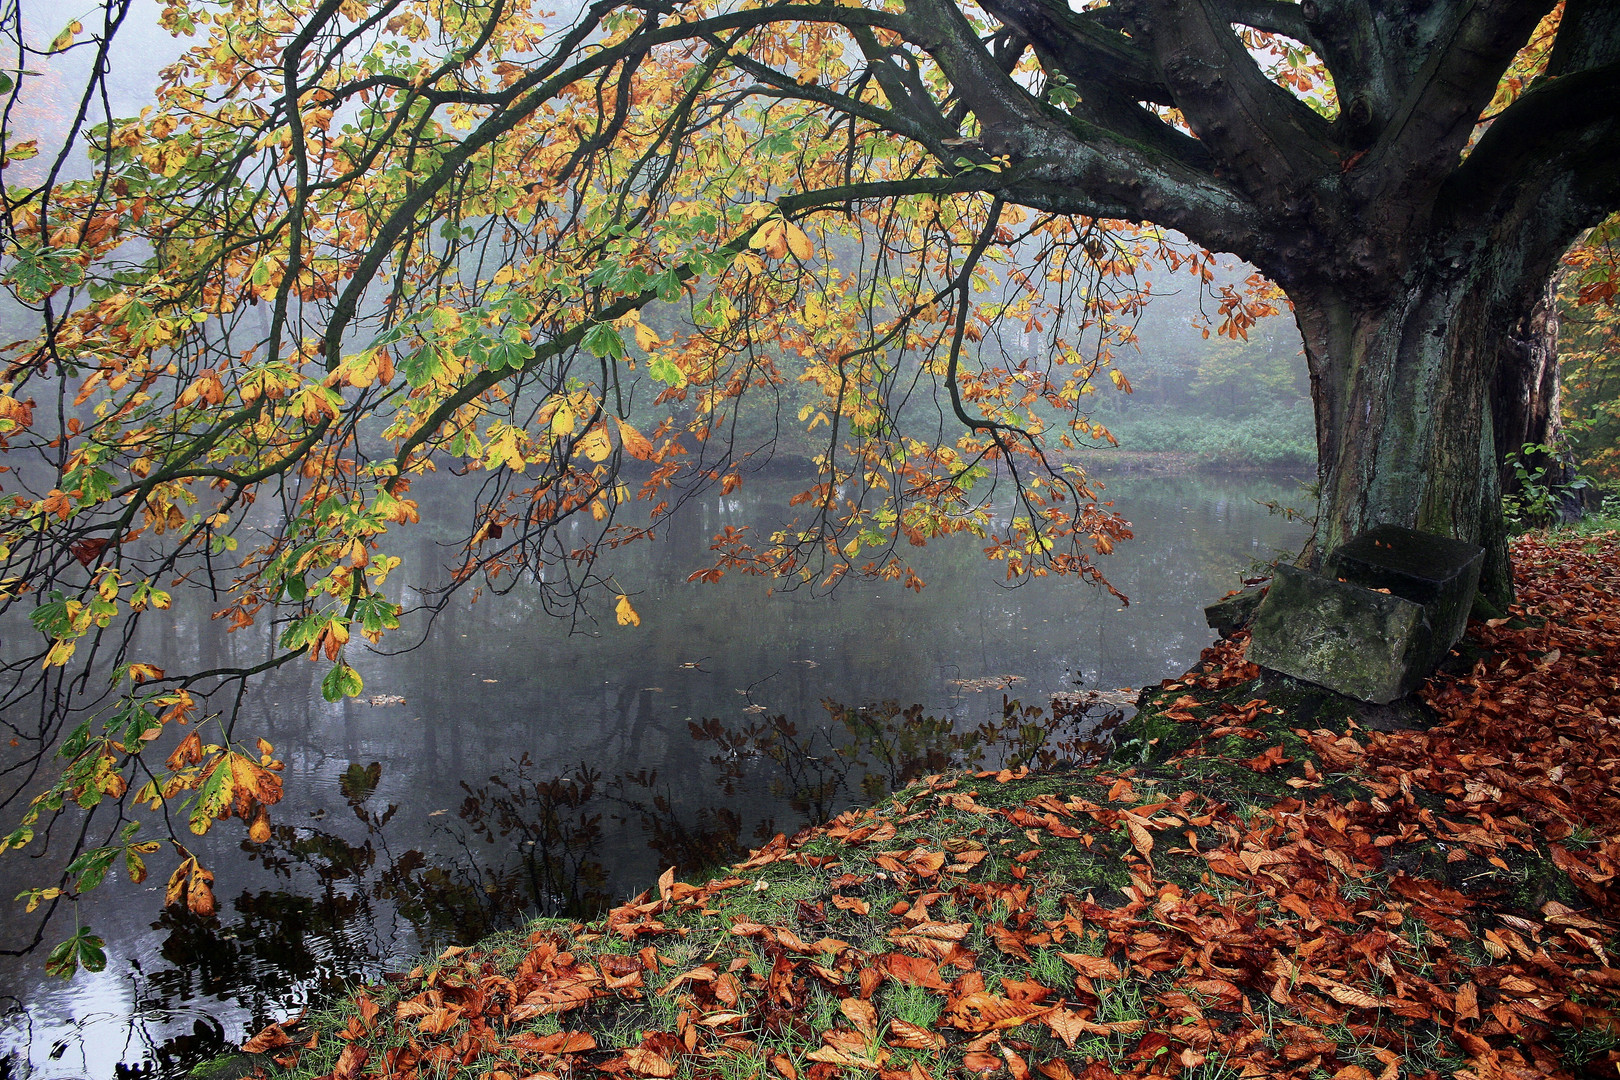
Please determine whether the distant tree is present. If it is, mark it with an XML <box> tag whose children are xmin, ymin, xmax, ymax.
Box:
<box><xmin>1</xmin><ymin>0</ymin><xmax>1616</xmax><ymax>968</ymax></box>
<box><xmin>1559</xmin><ymin>213</ymin><xmax>1620</xmax><ymax>485</ymax></box>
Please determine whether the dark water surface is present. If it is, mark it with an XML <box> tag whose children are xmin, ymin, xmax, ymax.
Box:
<box><xmin>0</xmin><ymin>468</ymin><xmax>1309</xmax><ymax>1078</ymax></box>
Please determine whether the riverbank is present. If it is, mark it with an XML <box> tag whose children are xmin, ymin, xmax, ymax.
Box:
<box><xmin>234</xmin><ymin>528</ymin><xmax>1619</xmax><ymax>1080</ymax></box>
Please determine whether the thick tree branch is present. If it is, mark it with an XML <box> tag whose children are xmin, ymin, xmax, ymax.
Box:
<box><xmin>1112</xmin><ymin>0</ymin><xmax>1339</xmax><ymax>205</ymax></box>
<box><xmin>1358</xmin><ymin>0</ymin><xmax>1556</xmax><ymax>209</ymax></box>
<box><xmin>1216</xmin><ymin>0</ymin><xmax>1326</xmax><ymax>58</ymax></box>
<box><xmin>1442</xmin><ymin>59</ymin><xmax>1620</xmax><ymax>270</ymax></box>
<box><xmin>895</xmin><ymin>0</ymin><xmax>1263</xmax><ymax>254</ymax></box>
<box><xmin>976</xmin><ymin>0</ymin><xmax>1213</xmax><ymax>171</ymax></box>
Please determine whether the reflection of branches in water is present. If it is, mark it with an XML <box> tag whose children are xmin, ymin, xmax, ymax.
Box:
<box><xmin>455</xmin><ymin>757</ymin><xmax>612</xmax><ymax>920</ymax></box>
<box><xmin>687</xmin><ymin>694</ymin><xmax>1125</xmax><ymax>828</ymax></box>
<box><xmin>606</xmin><ymin>768</ymin><xmax>769</xmax><ymax>875</ymax></box>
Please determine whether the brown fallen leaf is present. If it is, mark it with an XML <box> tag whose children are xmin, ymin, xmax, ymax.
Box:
<box><xmin>1058</xmin><ymin>952</ymin><xmax>1121</xmax><ymax>981</ymax></box>
<box><xmin>623</xmin><ymin>1047</ymin><xmax>677</xmax><ymax>1077</ymax></box>
<box><xmin>242</xmin><ymin>1023</ymin><xmax>293</xmax><ymax>1055</ymax></box>
<box><xmin>886</xmin><ymin>1019</ymin><xmax>945</xmax><ymax>1050</ymax></box>
<box><xmin>839</xmin><ymin>997</ymin><xmax>878</xmax><ymax>1039</ymax></box>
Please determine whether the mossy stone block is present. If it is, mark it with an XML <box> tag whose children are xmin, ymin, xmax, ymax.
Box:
<box><xmin>1247</xmin><ymin>564</ymin><xmax>1432</xmax><ymax>704</ymax></box>
<box><xmin>1326</xmin><ymin>524</ymin><xmax>1483</xmax><ymax>674</ymax></box>
<box><xmin>1203</xmin><ymin>584</ymin><xmax>1267</xmax><ymax>638</ymax></box>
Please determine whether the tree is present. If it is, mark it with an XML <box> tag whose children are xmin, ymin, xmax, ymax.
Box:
<box><xmin>1560</xmin><ymin>212</ymin><xmax>1620</xmax><ymax>485</ymax></box>
<box><xmin>1</xmin><ymin>0</ymin><xmax>1615</xmax><ymax>967</ymax></box>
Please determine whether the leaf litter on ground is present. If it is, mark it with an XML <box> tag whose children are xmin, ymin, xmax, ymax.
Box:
<box><xmin>247</xmin><ymin>531</ymin><xmax>1620</xmax><ymax>1080</ymax></box>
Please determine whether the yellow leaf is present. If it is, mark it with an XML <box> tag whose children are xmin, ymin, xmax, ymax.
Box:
<box><xmin>578</xmin><ymin>425</ymin><xmax>612</xmax><ymax>462</ymax></box>
<box><xmin>615</xmin><ymin>594</ymin><xmax>641</xmax><ymax>627</ymax></box>
<box><xmin>634</xmin><ymin>322</ymin><xmax>661</xmax><ymax>351</ymax></box>
<box><xmin>43</xmin><ymin>639</ymin><xmax>75</xmax><ymax>669</ymax></box>
<box><xmin>784</xmin><ymin>222</ymin><xmax>813</xmax><ymax>260</ymax></box>
<box><xmin>551</xmin><ymin>405</ymin><xmax>576</xmax><ymax>435</ymax></box>
<box><xmin>751</xmin><ymin>220</ymin><xmax>788</xmax><ymax>259</ymax></box>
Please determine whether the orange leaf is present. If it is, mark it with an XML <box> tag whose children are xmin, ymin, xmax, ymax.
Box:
<box><xmin>886</xmin><ymin>1019</ymin><xmax>945</xmax><ymax>1050</ymax></box>
<box><xmin>624</xmin><ymin>1048</ymin><xmax>677</xmax><ymax>1077</ymax></box>
<box><xmin>1325</xmin><ymin>984</ymin><xmax>1385</xmax><ymax>1009</ymax></box>
<box><xmin>963</xmin><ymin>1051</ymin><xmax>1004</xmax><ymax>1074</ymax></box>
<box><xmin>1043</xmin><ymin>1008</ymin><xmax>1106</xmax><ymax>1048</ymax></box>
<box><xmin>1058</xmin><ymin>952</ymin><xmax>1120</xmax><ymax>981</ymax></box>
<box><xmin>617</xmin><ymin>417</ymin><xmax>655</xmax><ymax>460</ymax></box>
<box><xmin>875</xmin><ymin>952</ymin><xmax>949</xmax><ymax>989</ymax></box>
<box><xmin>242</xmin><ymin>1023</ymin><xmax>293</xmax><ymax>1054</ymax></box>
<box><xmin>417</xmin><ymin>1006</ymin><xmax>461</xmax><ymax>1035</ymax></box>
<box><xmin>1454</xmin><ymin>981</ymin><xmax>1478</xmax><ymax>1020</ymax></box>
<box><xmin>331</xmin><ymin>1044</ymin><xmax>369</xmax><ymax>1080</ymax></box>
<box><xmin>1126</xmin><ymin>818</ymin><xmax>1154</xmax><ymax>859</ymax></box>
<box><xmin>946</xmin><ymin>992</ymin><xmax>1050</xmax><ymax>1033</ymax></box>
<box><xmin>840</xmin><ymin>997</ymin><xmax>878</xmax><ymax>1039</ymax></box>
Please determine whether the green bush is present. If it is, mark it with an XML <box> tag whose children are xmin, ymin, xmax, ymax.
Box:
<box><xmin>1095</xmin><ymin>407</ymin><xmax>1316</xmax><ymax>469</ymax></box>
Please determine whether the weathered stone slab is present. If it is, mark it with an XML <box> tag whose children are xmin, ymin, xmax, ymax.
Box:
<box><xmin>1247</xmin><ymin>526</ymin><xmax>1485</xmax><ymax>704</ymax></box>
<box><xmin>1204</xmin><ymin>584</ymin><xmax>1267</xmax><ymax>639</ymax></box>
<box><xmin>1248</xmin><ymin>564</ymin><xmax>1433</xmax><ymax>703</ymax></box>
<box><xmin>1326</xmin><ymin>524</ymin><xmax>1484</xmax><ymax>674</ymax></box>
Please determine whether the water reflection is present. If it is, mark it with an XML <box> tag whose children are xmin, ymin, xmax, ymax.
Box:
<box><xmin>0</xmin><ymin>469</ymin><xmax>1309</xmax><ymax>1077</ymax></box>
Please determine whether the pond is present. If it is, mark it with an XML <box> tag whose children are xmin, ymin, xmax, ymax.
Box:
<box><xmin>0</xmin><ymin>467</ymin><xmax>1310</xmax><ymax>1078</ymax></box>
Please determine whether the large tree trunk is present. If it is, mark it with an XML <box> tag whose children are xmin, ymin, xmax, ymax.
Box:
<box><xmin>1289</xmin><ymin>250</ymin><xmax>1554</xmax><ymax>613</ymax></box>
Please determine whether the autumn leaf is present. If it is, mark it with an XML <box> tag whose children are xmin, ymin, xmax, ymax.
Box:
<box><xmin>945</xmin><ymin>992</ymin><xmax>1051</xmax><ymax>1033</ymax></box>
<box><xmin>416</xmin><ymin>1005</ymin><xmax>461</xmax><ymax>1035</ymax></box>
<box><xmin>617</xmin><ymin>417</ymin><xmax>655</xmax><ymax>459</ymax></box>
<box><xmin>623</xmin><ymin>1047</ymin><xmax>677</xmax><ymax>1077</ymax></box>
<box><xmin>331</xmin><ymin>1044</ymin><xmax>368</xmax><ymax>1080</ymax></box>
<box><xmin>1125</xmin><ymin>818</ymin><xmax>1154</xmax><ymax>860</ymax></box>
<box><xmin>962</xmin><ymin>1051</ymin><xmax>1004</xmax><ymax>1074</ymax></box>
<box><xmin>578</xmin><ymin>424</ymin><xmax>613</xmax><ymax>462</ymax></box>
<box><xmin>885</xmin><ymin>1019</ymin><xmax>944</xmax><ymax>1050</ymax></box>
<box><xmin>510</xmin><ymin>1031</ymin><xmax>596</xmax><ymax>1053</ymax></box>
<box><xmin>784</xmin><ymin>221</ymin><xmax>814</xmax><ymax>260</ymax></box>
<box><xmin>839</xmin><ymin>997</ymin><xmax>878</xmax><ymax>1039</ymax></box>
<box><xmin>1057</xmin><ymin>952</ymin><xmax>1120</xmax><ymax>981</ymax></box>
<box><xmin>874</xmin><ymin>952</ymin><xmax>950</xmax><ymax>989</ymax></box>
<box><xmin>242</xmin><ymin>1023</ymin><xmax>294</xmax><ymax>1054</ymax></box>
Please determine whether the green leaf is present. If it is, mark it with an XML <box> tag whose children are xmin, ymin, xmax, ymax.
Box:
<box><xmin>189</xmin><ymin>757</ymin><xmax>232</xmax><ymax>834</ymax></box>
<box><xmin>0</xmin><ymin>73</ymin><xmax>13</xmax><ymax>94</ymax></box>
<box><xmin>582</xmin><ymin>322</ymin><xmax>626</xmax><ymax>360</ymax></box>
<box><xmin>653</xmin><ymin>268</ymin><xmax>685</xmax><ymax>302</ymax></box>
<box><xmin>320</xmin><ymin>661</ymin><xmax>363</xmax><ymax>702</ymax></box>
<box><xmin>648</xmin><ymin>356</ymin><xmax>687</xmax><ymax>387</ymax></box>
<box><xmin>45</xmin><ymin>927</ymin><xmax>106</xmax><ymax>978</ymax></box>
<box><xmin>284</xmin><ymin>575</ymin><xmax>307</xmax><ymax>602</ymax></box>
<box><xmin>4</xmin><ymin>246</ymin><xmax>86</xmax><ymax>302</ymax></box>
<box><xmin>400</xmin><ymin>344</ymin><xmax>445</xmax><ymax>388</ymax></box>
<box><xmin>66</xmin><ymin>845</ymin><xmax>118</xmax><ymax>892</ymax></box>
<box><xmin>487</xmin><ymin>338</ymin><xmax>534</xmax><ymax>372</ymax></box>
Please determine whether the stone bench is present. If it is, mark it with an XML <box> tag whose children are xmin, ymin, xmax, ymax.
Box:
<box><xmin>1247</xmin><ymin>525</ymin><xmax>1484</xmax><ymax>704</ymax></box>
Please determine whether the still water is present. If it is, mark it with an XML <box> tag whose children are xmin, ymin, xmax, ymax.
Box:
<box><xmin>0</xmin><ymin>467</ymin><xmax>1309</xmax><ymax>1078</ymax></box>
